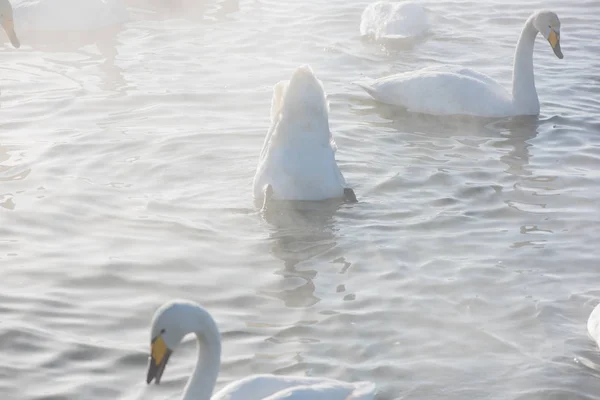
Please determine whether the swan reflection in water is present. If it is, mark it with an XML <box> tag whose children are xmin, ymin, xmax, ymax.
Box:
<box><xmin>260</xmin><ymin>199</ymin><xmax>353</xmax><ymax>308</ymax></box>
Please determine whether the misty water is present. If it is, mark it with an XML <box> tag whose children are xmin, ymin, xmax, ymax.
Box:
<box><xmin>1</xmin><ymin>0</ymin><xmax>600</xmax><ymax>399</ymax></box>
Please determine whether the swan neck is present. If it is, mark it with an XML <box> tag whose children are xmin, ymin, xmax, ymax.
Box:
<box><xmin>511</xmin><ymin>16</ymin><xmax>539</xmax><ymax>113</ymax></box>
<box><xmin>182</xmin><ymin>309</ymin><xmax>222</xmax><ymax>400</ymax></box>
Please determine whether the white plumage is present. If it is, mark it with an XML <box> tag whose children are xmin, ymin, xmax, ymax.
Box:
<box><xmin>11</xmin><ymin>0</ymin><xmax>128</xmax><ymax>32</ymax></box>
<box><xmin>588</xmin><ymin>303</ymin><xmax>600</xmax><ymax>349</ymax></box>
<box><xmin>360</xmin><ymin>1</ymin><xmax>430</xmax><ymax>41</ymax></box>
<box><xmin>253</xmin><ymin>65</ymin><xmax>350</xmax><ymax>205</ymax></box>
<box><xmin>358</xmin><ymin>10</ymin><xmax>564</xmax><ymax>117</ymax></box>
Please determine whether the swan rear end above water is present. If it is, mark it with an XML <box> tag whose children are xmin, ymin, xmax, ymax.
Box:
<box><xmin>145</xmin><ymin>300</ymin><xmax>376</xmax><ymax>400</ymax></box>
<box><xmin>253</xmin><ymin>65</ymin><xmax>356</xmax><ymax>207</ymax></box>
<box><xmin>357</xmin><ymin>10</ymin><xmax>564</xmax><ymax>117</ymax></box>
<box><xmin>0</xmin><ymin>0</ymin><xmax>20</xmax><ymax>48</ymax></box>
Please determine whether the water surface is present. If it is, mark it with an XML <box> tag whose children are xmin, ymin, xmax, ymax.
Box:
<box><xmin>1</xmin><ymin>0</ymin><xmax>600</xmax><ymax>399</ymax></box>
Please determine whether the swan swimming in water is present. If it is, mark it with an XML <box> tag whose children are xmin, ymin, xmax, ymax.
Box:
<box><xmin>253</xmin><ymin>65</ymin><xmax>356</xmax><ymax>208</ymax></box>
<box><xmin>357</xmin><ymin>10</ymin><xmax>564</xmax><ymax>117</ymax></box>
<box><xmin>146</xmin><ymin>300</ymin><xmax>377</xmax><ymax>400</ymax></box>
<box><xmin>360</xmin><ymin>1</ymin><xmax>430</xmax><ymax>41</ymax></box>
<box><xmin>0</xmin><ymin>0</ymin><xmax>20</xmax><ymax>47</ymax></box>
<box><xmin>10</xmin><ymin>0</ymin><xmax>128</xmax><ymax>32</ymax></box>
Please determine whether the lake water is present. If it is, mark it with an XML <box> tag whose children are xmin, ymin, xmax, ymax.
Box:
<box><xmin>1</xmin><ymin>0</ymin><xmax>600</xmax><ymax>399</ymax></box>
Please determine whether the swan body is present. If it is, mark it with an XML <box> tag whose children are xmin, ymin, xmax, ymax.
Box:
<box><xmin>11</xmin><ymin>0</ymin><xmax>128</xmax><ymax>31</ymax></box>
<box><xmin>588</xmin><ymin>303</ymin><xmax>600</xmax><ymax>349</ymax></box>
<box><xmin>358</xmin><ymin>10</ymin><xmax>564</xmax><ymax>117</ymax></box>
<box><xmin>146</xmin><ymin>300</ymin><xmax>376</xmax><ymax>400</ymax></box>
<box><xmin>253</xmin><ymin>65</ymin><xmax>355</xmax><ymax>205</ymax></box>
<box><xmin>0</xmin><ymin>0</ymin><xmax>20</xmax><ymax>47</ymax></box>
<box><xmin>360</xmin><ymin>1</ymin><xmax>429</xmax><ymax>40</ymax></box>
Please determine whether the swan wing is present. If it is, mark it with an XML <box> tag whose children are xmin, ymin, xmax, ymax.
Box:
<box><xmin>213</xmin><ymin>375</ymin><xmax>375</xmax><ymax>400</ymax></box>
<box><xmin>358</xmin><ymin>65</ymin><xmax>513</xmax><ymax>117</ymax></box>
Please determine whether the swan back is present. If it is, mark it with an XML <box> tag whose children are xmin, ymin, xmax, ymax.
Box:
<box><xmin>253</xmin><ymin>65</ymin><xmax>347</xmax><ymax>203</ymax></box>
<box><xmin>213</xmin><ymin>375</ymin><xmax>375</xmax><ymax>400</ymax></box>
<box><xmin>359</xmin><ymin>65</ymin><xmax>513</xmax><ymax>117</ymax></box>
<box><xmin>0</xmin><ymin>0</ymin><xmax>20</xmax><ymax>47</ymax></box>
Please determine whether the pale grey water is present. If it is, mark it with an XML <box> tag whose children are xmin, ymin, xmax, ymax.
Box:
<box><xmin>1</xmin><ymin>0</ymin><xmax>600</xmax><ymax>399</ymax></box>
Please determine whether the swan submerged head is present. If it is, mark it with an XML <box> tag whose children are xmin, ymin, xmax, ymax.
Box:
<box><xmin>0</xmin><ymin>0</ymin><xmax>19</xmax><ymax>48</ymax></box>
<box><xmin>533</xmin><ymin>10</ymin><xmax>562</xmax><ymax>59</ymax></box>
<box><xmin>146</xmin><ymin>300</ymin><xmax>206</xmax><ymax>385</ymax></box>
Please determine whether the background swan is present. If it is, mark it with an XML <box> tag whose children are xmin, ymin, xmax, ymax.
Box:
<box><xmin>0</xmin><ymin>0</ymin><xmax>20</xmax><ymax>47</ymax></box>
<box><xmin>253</xmin><ymin>65</ymin><xmax>356</xmax><ymax>206</ymax></box>
<box><xmin>357</xmin><ymin>10</ymin><xmax>564</xmax><ymax>117</ymax></box>
<box><xmin>146</xmin><ymin>300</ymin><xmax>376</xmax><ymax>400</ymax></box>
<box><xmin>360</xmin><ymin>1</ymin><xmax>430</xmax><ymax>41</ymax></box>
<box><xmin>11</xmin><ymin>0</ymin><xmax>128</xmax><ymax>32</ymax></box>
<box><xmin>588</xmin><ymin>303</ymin><xmax>600</xmax><ymax>349</ymax></box>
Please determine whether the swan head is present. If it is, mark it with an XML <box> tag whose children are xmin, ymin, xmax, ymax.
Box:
<box><xmin>146</xmin><ymin>300</ymin><xmax>204</xmax><ymax>385</ymax></box>
<box><xmin>0</xmin><ymin>0</ymin><xmax>19</xmax><ymax>48</ymax></box>
<box><xmin>533</xmin><ymin>11</ymin><xmax>562</xmax><ymax>59</ymax></box>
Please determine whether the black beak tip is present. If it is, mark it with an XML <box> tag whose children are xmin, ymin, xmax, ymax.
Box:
<box><xmin>146</xmin><ymin>357</ymin><xmax>157</xmax><ymax>385</ymax></box>
<box><xmin>552</xmin><ymin>43</ymin><xmax>563</xmax><ymax>59</ymax></box>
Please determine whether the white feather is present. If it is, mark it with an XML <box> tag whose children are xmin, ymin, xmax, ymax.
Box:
<box><xmin>253</xmin><ymin>65</ymin><xmax>348</xmax><ymax>204</ymax></box>
<box><xmin>358</xmin><ymin>10</ymin><xmax>563</xmax><ymax>117</ymax></box>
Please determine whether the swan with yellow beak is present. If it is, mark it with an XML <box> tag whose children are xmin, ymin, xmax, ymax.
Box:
<box><xmin>0</xmin><ymin>0</ymin><xmax>19</xmax><ymax>48</ymax></box>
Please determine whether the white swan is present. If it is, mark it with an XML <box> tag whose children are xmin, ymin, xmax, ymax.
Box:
<box><xmin>357</xmin><ymin>10</ymin><xmax>564</xmax><ymax>117</ymax></box>
<box><xmin>253</xmin><ymin>65</ymin><xmax>356</xmax><ymax>207</ymax></box>
<box><xmin>146</xmin><ymin>300</ymin><xmax>377</xmax><ymax>400</ymax></box>
<box><xmin>11</xmin><ymin>0</ymin><xmax>128</xmax><ymax>32</ymax></box>
<box><xmin>0</xmin><ymin>0</ymin><xmax>20</xmax><ymax>47</ymax></box>
<box><xmin>588</xmin><ymin>303</ymin><xmax>600</xmax><ymax>349</ymax></box>
<box><xmin>360</xmin><ymin>1</ymin><xmax>430</xmax><ymax>41</ymax></box>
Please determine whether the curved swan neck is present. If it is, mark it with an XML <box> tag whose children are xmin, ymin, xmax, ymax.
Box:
<box><xmin>511</xmin><ymin>15</ymin><xmax>539</xmax><ymax>113</ymax></box>
<box><xmin>182</xmin><ymin>307</ymin><xmax>222</xmax><ymax>400</ymax></box>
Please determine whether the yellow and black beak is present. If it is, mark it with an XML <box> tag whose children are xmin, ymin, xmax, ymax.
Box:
<box><xmin>146</xmin><ymin>334</ymin><xmax>172</xmax><ymax>385</ymax></box>
<box><xmin>0</xmin><ymin>18</ymin><xmax>20</xmax><ymax>49</ymax></box>
<box><xmin>548</xmin><ymin>29</ymin><xmax>562</xmax><ymax>59</ymax></box>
